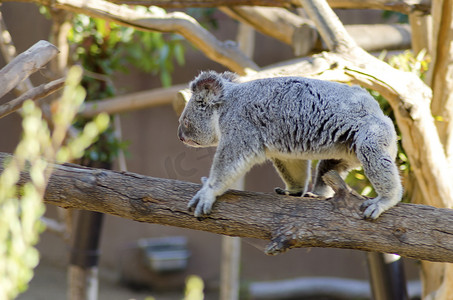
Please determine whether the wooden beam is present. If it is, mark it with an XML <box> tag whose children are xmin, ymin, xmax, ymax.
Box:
<box><xmin>79</xmin><ymin>84</ymin><xmax>185</xmax><ymax>117</ymax></box>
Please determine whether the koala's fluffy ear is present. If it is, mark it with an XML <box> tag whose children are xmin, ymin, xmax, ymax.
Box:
<box><xmin>190</xmin><ymin>71</ymin><xmax>237</xmax><ymax>106</ymax></box>
<box><xmin>220</xmin><ymin>71</ymin><xmax>239</xmax><ymax>82</ymax></box>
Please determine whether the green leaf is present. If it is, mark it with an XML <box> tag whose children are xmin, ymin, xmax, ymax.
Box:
<box><xmin>160</xmin><ymin>70</ymin><xmax>172</xmax><ymax>87</ymax></box>
<box><xmin>174</xmin><ymin>43</ymin><xmax>185</xmax><ymax>66</ymax></box>
<box><xmin>159</xmin><ymin>44</ymin><xmax>170</xmax><ymax>64</ymax></box>
<box><xmin>94</xmin><ymin>18</ymin><xmax>107</xmax><ymax>37</ymax></box>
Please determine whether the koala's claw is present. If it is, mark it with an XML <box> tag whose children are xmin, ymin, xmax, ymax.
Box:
<box><xmin>303</xmin><ymin>192</ymin><xmax>320</xmax><ymax>198</ymax></box>
<box><xmin>361</xmin><ymin>198</ymin><xmax>385</xmax><ymax>220</ymax></box>
<box><xmin>274</xmin><ymin>187</ymin><xmax>303</xmax><ymax>197</ymax></box>
<box><xmin>187</xmin><ymin>195</ymin><xmax>199</xmax><ymax>212</ymax></box>
<box><xmin>188</xmin><ymin>187</ymin><xmax>216</xmax><ymax>217</ymax></box>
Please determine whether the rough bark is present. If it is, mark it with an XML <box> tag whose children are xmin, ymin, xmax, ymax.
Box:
<box><xmin>1</xmin><ymin>152</ymin><xmax>452</xmax><ymax>263</ymax></box>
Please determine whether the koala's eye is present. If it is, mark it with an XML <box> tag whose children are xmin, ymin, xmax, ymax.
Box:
<box><xmin>183</xmin><ymin>118</ymin><xmax>190</xmax><ymax>128</ymax></box>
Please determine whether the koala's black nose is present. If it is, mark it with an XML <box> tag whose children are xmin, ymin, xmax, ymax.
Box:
<box><xmin>177</xmin><ymin>126</ymin><xmax>184</xmax><ymax>142</ymax></box>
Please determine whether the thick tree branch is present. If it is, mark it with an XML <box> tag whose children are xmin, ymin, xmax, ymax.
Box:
<box><xmin>415</xmin><ymin>1</ymin><xmax>453</xmax><ymax>297</ymax></box>
<box><xmin>327</xmin><ymin>0</ymin><xmax>430</xmax><ymax>13</ymax></box>
<box><xmin>221</xmin><ymin>6</ymin><xmax>411</xmax><ymax>55</ymax></box>
<box><xmin>220</xmin><ymin>6</ymin><xmax>316</xmax><ymax>48</ymax></box>
<box><xmin>47</xmin><ymin>0</ymin><xmax>259</xmax><ymax>75</ymax></box>
<box><xmin>1</xmin><ymin>152</ymin><xmax>452</xmax><ymax>263</ymax></box>
<box><xmin>9</xmin><ymin>0</ymin><xmax>430</xmax><ymax>14</ymax></box>
<box><xmin>300</xmin><ymin>0</ymin><xmax>358</xmax><ymax>53</ymax></box>
<box><xmin>430</xmin><ymin>0</ymin><xmax>453</xmax><ymax>164</ymax></box>
<box><xmin>0</xmin><ymin>40</ymin><xmax>58</xmax><ymax>99</ymax></box>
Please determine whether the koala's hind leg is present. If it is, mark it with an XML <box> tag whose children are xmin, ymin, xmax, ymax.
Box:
<box><xmin>312</xmin><ymin>159</ymin><xmax>355</xmax><ymax>198</ymax></box>
<box><xmin>271</xmin><ymin>158</ymin><xmax>311</xmax><ymax>196</ymax></box>
<box><xmin>356</xmin><ymin>123</ymin><xmax>403</xmax><ymax>219</ymax></box>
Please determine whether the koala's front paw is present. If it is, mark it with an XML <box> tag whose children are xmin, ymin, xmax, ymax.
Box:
<box><xmin>188</xmin><ymin>187</ymin><xmax>216</xmax><ymax>217</ymax></box>
<box><xmin>361</xmin><ymin>197</ymin><xmax>394</xmax><ymax>220</ymax></box>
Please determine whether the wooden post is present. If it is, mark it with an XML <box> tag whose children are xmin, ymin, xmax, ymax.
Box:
<box><xmin>220</xmin><ymin>176</ymin><xmax>244</xmax><ymax>300</ymax></box>
<box><xmin>220</xmin><ymin>234</ymin><xmax>242</xmax><ymax>300</ymax></box>
<box><xmin>219</xmin><ymin>22</ymin><xmax>256</xmax><ymax>300</ymax></box>
<box><xmin>68</xmin><ymin>211</ymin><xmax>104</xmax><ymax>300</ymax></box>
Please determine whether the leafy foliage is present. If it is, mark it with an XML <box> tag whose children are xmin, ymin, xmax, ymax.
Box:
<box><xmin>186</xmin><ymin>8</ymin><xmax>219</xmax><ymax>29</ymax></box>
<box><xmin>184</xmin><ymin>275</ymin><xmax>204</xmax><ymax>300</ymax></box>
<box><xmin>0</xmin><ymin>67</ymin><xmax>108</xmax><ymax>299</ymax></box>
<box><xmin>67</xmin><ymin>9</ymin><xmax>186</xmax><ymax>164</ymax></box>
<box><xmin>382</xmin><ymin>10</ymin><xmax>409</xmax><ymax>23</ymax></box>
<box><xmin>69</xmin><ymin>10</ymin><xmax>186</xmax><ymax>88</ymax></box>
<box><xmin>387</xmin><ymin>49</ymin><xmax>430</xmax><ymax>80</ymax></box>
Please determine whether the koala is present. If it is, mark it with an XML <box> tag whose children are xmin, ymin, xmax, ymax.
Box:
<box><xmin>178</xmin><ymin>71</ymin><xmax>402</xmax><ymax>219</ymax></box>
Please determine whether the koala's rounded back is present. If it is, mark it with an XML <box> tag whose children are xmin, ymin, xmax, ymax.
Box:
<box><xmin>212</xmin><ymin>76</ymin><xmax>388</xmax><ymax>154</ymax></box>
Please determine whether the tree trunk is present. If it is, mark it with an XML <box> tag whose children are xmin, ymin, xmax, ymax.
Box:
<box><xmin>416</xmin><ymin>0</ymin><xmax>453</xmax><ymax>298</ymax></box>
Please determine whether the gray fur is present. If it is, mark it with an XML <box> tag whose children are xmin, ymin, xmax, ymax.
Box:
<box><xmin>178</xmin><ymin>71</ymin><xmax>402</xmax><ymax>219</ymax></box>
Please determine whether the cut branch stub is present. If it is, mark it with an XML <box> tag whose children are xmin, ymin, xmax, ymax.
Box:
<box><xmin>266</xmin><ymin>171</ymin><xmax>362</xmax><ymax>255</ymax></box>
<box><xmin>0</xmin><ymin>40</ymin><xmax>59</xmax><ymax>99</ymax></box>
<box><xmin>265</xmin><ymin>181</ymin><xmax>453</xmax><ymax>262</ymax></box>
<box><xmin>322</xmin><ymin>170</ymin><xmax>349</xmax><ymax>195</ymax></box>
